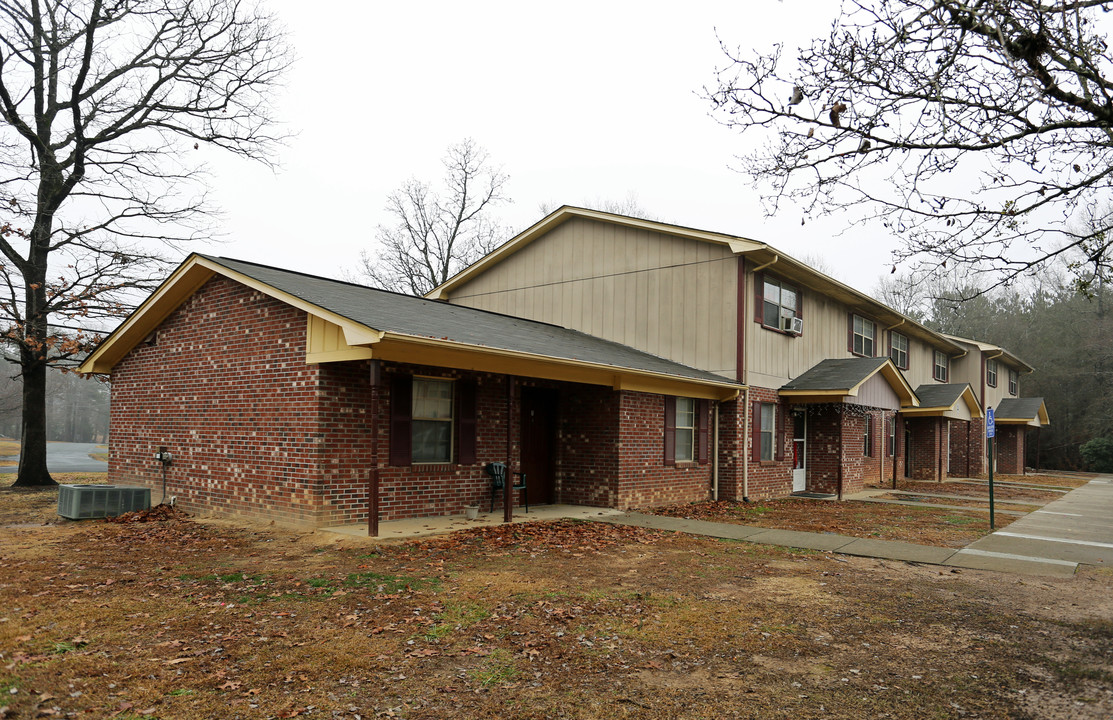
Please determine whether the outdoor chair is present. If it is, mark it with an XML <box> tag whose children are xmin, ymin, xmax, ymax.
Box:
<box><xmin>485</xmin><ymin>462</ymin><xmax>528</xmax><ymax>513</ymax></box>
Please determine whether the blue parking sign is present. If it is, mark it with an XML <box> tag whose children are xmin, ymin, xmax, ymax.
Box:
<box><xmin>986</xmin><ymin>407</ymin><xmax>995</xmax><ymax>438</ymax></box>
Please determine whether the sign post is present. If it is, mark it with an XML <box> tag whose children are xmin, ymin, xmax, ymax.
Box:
<box><xmin>986</xmin><ymin>407</ymin><xmax>996</xmax><ymax>530</ymax></box>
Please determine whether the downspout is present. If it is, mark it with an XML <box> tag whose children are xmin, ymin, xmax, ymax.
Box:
<box><xmin>837</xmin><ymin>415</ymin><xmax>844</xmax><ymax>501</ymax></box>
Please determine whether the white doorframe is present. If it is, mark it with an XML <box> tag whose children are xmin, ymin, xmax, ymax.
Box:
<box><xmin>792</xmin><ymin>412</ymin><xmax>806</xmax><ymax>493</ymax></box>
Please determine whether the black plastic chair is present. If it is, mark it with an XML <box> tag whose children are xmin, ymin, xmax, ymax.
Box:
<box><xmin>485</xmin><ymin>462</ymin><xmax>528</xmax><ymax>513</ymax></box>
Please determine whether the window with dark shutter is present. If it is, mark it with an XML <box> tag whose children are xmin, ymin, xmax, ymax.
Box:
<box><xmin>664</xmin><ymin>396</ymin><xmax>676</xmax><ymax>466</ymax></box>
<box><xmin>697</xmin><ymin>399</ymin><xmax>710</xmax><ymax>465</ymax></box>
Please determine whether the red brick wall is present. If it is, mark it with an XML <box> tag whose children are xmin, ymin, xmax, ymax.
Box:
<box><xmin>744</xmin><ymin>387</ymin><xmax>793</xmax><ymax>499</ymax></box>
<box><xmin>616</xmin><ymin>392</ymin><xmax>712</xmax><ymax>508</ymax></box>
<box><xmin>906</xmin><ymin>417</ymin><xmax>946</xmax><ymax>481</ymax></box>
<box><xmin>556</xmin><ymin>386</ymin><xmax>619</xmax><ymax>507</ymax></box>
<box><xmin>802</xmin><ymin>405</ymin><xmax>890</xmax><ymax>496</ymax></box>
<box><xmin>109</xmin><ymin>277</ymin><xmax>327</xmax><ymax>525</ymax></box>
<box><xmin>996</xmin><ymin>425</ymin><xmax>1026</xmax><ymax>474</ymax></box>
<box><xmin>715</xmin><ymin>398</ymin><xmax>746</xmax><ymax>501</ymax></box>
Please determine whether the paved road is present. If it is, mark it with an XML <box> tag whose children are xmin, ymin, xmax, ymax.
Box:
<box><xmin>0</xmin><ymin>441</ymin><xmax>108</xmax><ymax>474</ymax></box>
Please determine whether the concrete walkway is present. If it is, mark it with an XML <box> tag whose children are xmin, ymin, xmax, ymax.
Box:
<box><xmin>603</xmin><ymin>475</ymin><xmax>1112</xmax><ymax>577</ymax></box>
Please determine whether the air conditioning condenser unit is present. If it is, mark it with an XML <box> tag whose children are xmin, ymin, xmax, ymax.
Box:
<box><xmin>57</xmin><ymin>484</ymin><xmax>151</xmax><ymax>520</ymax></box>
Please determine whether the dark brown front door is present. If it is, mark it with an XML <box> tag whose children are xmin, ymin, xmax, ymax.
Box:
<box><xmin>520</xmin><ymin>387</ymin><xmax>557</xmax><ymax>504</ymax></box>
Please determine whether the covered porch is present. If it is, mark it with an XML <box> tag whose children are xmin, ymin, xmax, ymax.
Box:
<box><xmin>779</xmin><ymin>357</ymin><xmax>917</xmax><ymax>498</ymax></box>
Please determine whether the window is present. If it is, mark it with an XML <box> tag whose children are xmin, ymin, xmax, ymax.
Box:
<box><xmin>890</xmin><ymin>332</ymin><xmax>908</xmax><ymax>370</ymax></box>
<box><xmin>933</xmin><ymin>350</ymin><xmax>949</xmax><ymax>382</ymax></box>
<box><xmin>851</xmin><ymin>314</ymin><xmax>876</xmax><ymax>356</ymax></box>
<box><xmin>887</xmin><ymin>418</ymin><xmax>896</xmax><ymax>457</ymax></box>
<box><xmin>986</xmin><ymin>359</ymin><xmax>998</xmax><ymax>387</ymax></box>
<box><xmin>412</xmin><ymin>378</ymin><xmax>453</xmax><ymax>463</ymax></box>
<box><xmin>761</xmin><ymin>276</ymin><xmax>799</xmax><ymax>331</ymax></box>
<box><xmin>864</xmin><ymin>413</ymin><xmax>874</xmax><ymax>457</ymax></box>
<box><xmin>1008</xmin><ymin>369</ymin><xmax>1018</xmax><ymax>395</ymax></box>
<box><xmin>759</xmin><ymin>403</ymin><xmax>776</xmax><ymax>461</ymax></box>
<box><xmin>674</xmin><ymin>398</ymin><xmax>696</xmax><ymax>463</ymax></box>
<box><xmin>665</xmin><ymin>397</ymin><xmax>708</xmax><ymax>465</ymax></box>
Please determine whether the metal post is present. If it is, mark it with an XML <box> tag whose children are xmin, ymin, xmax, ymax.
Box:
<box><xmin>988</xmin><ymin>434</ymin><xmax>995</xmax><ymax>530</ymax></box>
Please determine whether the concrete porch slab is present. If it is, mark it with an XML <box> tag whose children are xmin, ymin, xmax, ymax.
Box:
<box><xmin>319</xmin><ymin>505</ymin><xmax>624</xmax><ymax>541</ymax></box>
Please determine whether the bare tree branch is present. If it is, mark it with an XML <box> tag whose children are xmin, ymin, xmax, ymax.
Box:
<box><xmin>358</xmin><ymin>138</ymin><xmax>511</xmax><ymax>296</ymax></box>
<box><xmin>0</xmin><ymin>0</ymin><xmax>290</xmax><ymax>486</ymax></box>
<box><xmin>708</xmin><ymin>0</ymin><xmax>1113</xmax><ymax>295</ymax></box>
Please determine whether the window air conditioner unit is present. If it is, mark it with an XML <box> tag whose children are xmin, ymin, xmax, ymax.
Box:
<box><xmin>57</xmin><ymin>484</ymin><xmax>151</xmax><ymax>520</ymax></box>
<box><xmin>781</xmin><ymin>316</ymin><xmax>804</xmax><ymax>335</ymax></box>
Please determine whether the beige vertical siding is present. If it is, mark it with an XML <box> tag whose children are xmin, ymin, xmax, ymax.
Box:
<box><xmin>746</xmin><ymin>273</ymin><xmax>865</xmax><ymax>389</ymax></box>
<box><xmin>446</xmin><ymin>217</ymin><xmax>738</xmax><ymax>378</ymax></box>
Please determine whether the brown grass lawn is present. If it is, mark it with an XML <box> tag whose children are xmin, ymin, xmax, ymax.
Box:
<box><xmin>1</xmin><ymin>486</ymin><xmax>1111</xmax><ymax>719</ymax></box>
<box><xmin>648</xmin><ymin>498</ymin><xmax>1008</xmax><ymax>548</ymax></box>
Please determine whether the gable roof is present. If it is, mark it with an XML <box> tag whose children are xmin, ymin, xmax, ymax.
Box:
<box><xmin>428</xmin><ymin>206</ymin><xmax>965</xmax><ymax>355</ymax></box>
<box><xmin>902</xmin><ymin>383</ymin><xmax>983</xmax><ymax>419</ymax></box>
<box><xmin>942</xmin><ymin>334</ymin><xmax>1034</xmax><ymax>373</ymax></box>
<box><xmin>78</xmin><ymin>254</ymin><xmax>742</xmax><ymax>400</ymax></box>
<box><xmin>994</xmin><ymin>397</ymin><xmax>1050</xmax><ymax>427</ymax></box>
<box><xmin>778</xmin><ymin>357</ymin><xmax>919</xmax><ymax>407</ymax></box>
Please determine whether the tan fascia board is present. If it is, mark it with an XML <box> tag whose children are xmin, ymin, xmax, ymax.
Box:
<box><xmin>79</xmin><ymin>255</ymin><xmax>383</xmax><ymax>374</ymax></box>
<box><xmin>427</xmin><ymin>205</ymin><xmax>763</xmax><ymax>299</ymax></box>
<box><xmin>372</xmin><ymin>332</ymin><xmax>742</xmax><ymax>401</ymax></box>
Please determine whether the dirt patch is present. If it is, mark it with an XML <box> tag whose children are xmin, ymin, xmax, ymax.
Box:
<box><xmin>1</xmin><ymin>494</ymin><xmax>1111</xmax><ymax>719</ymax></box>
<box><xmin>647</xmin><ymin>498</ymin><xmax>1009</xmax><ymax>547</ymax></box>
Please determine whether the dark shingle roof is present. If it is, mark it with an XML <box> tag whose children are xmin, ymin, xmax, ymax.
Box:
<box><xmin>206</xmin><ymin>256</ymin><xmax>735</xmax><ymax>386</ymax></box>
<box><xmin>914</xmin><ymin>384</ymin><xmax>971</xmax><ymax>408</ymax></box>
<box><xmin>995</xmin><ymin>397</ymin><xmax>1046</xmax><ymax>421</ymax></box>
<box><xmin>780</xmin><ymin>357</ymin><xmax>890</xmax><ymax>391</ymax></box>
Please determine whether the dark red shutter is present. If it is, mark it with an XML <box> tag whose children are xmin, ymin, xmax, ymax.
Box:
<box><xmin>754</xmin><ymin>272</ymin><xmax>764</xmax><ymax>324</ymax></box>
<box><xmin>847</xmin><ymin>312</ymin><xmax>855</xmax><ymax>353</ymax></box>
<box><xmin>456</xmin><ymin>379</ymin><xmax>477</xmax><ymax>465</ymax></box>
<box><xmin>751</xmin><ymin>400</ymin><xmax>762</xmax><ymax>462</ymax></box>
<box><xmin>663</xmin><ymin>396</ymin><xmax>676</xmax><ymax>466</ymax></box>
<box><xmin>866</xmin><ymin>414</ymin><xmax>874</xmax><ymax>458</ymax></box>
<box><xmin>774</xmin><ymin>403</ymin><xmax>785</xmax><ymax>461</ymax></box>
<box><xmin>697</xmin><ymin>399</ymin><xmax>710</xmax><ymax>465</ymax></box>
<box><xmin>389</xmin><ymin>374</ymin><xmax>412</xmax><ymax>466</ymax></box>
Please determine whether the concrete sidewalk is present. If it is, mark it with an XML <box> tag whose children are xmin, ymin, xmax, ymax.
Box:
<box><xmin>603</xmin><ymin>475</ymin><xmax>1113</xmax><ymax>578</ymax></box>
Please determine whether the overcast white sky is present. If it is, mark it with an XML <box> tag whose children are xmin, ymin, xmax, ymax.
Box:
<box><xmin>205</xmin><ymin>1</ymin><xmax>896</xmax><ymax>294</ymax></box>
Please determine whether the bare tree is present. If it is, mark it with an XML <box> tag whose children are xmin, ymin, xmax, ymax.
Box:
<box><xmin>0</xmin><ymin>0</ymin><xmax>290</xmax><ymax>487</ymax></box>
<box><xmin>537</xmin><ymin>192</ymin><xmax>661</xmax><ymax>222</ymax></box>
<box><xmin>708</xmin><ymin>0</ymin><xmax>1113</xmax><ymax>294</ymax></box>
<box><xmin>359</xmin><ymin>139</ymin><xmax>510</xmax><ymax>296</ymax></box>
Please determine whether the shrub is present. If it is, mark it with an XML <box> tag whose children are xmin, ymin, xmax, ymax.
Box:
<box><xmin>1079</xmin><ymin>437</ymin><xmax>1113</xmax><ymax>472</ymax></box>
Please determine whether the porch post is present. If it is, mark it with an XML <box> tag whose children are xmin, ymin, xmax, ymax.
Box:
<box><xmin>505</xmin><ymin>376</ymin><xmax>514</xmax><ymax>524</ymax></box>
<box><xmin>368</xmin><ymin>360</ymin><xmax>381</xmax><ymax>538</ymax></box>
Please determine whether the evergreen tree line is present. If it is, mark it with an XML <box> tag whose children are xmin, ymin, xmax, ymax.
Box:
<box><xmin>876</xmin><ymin>268</ymin><xmax>1112</xmax><ymax>471</ymax></box>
